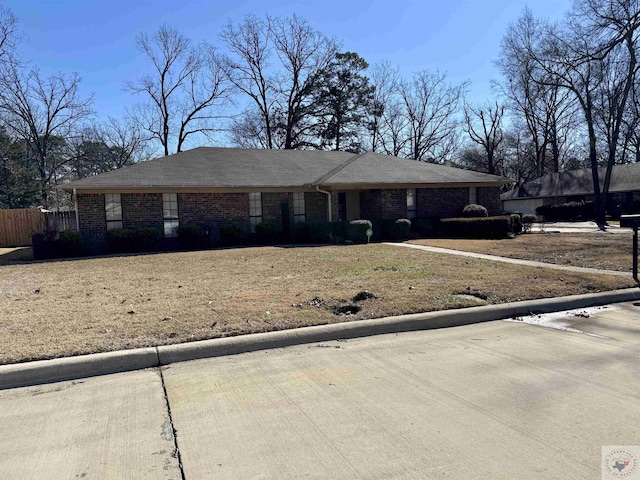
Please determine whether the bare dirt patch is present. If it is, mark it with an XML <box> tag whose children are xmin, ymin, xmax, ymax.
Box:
<box><xmin>410</xmin><ymin>232</ymin><xmax>634</xmax><ymax>272</ymax></box>
<box><xmin>0</xmin><ymin>244</ymin><xmax>633</xmax><ymax>364</ymax></box>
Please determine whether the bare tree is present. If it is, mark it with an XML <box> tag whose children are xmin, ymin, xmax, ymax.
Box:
<box><xmin>464</xmin><ymin>102</ymin><xmax>505</xmax><ymax>175</ymax></box>
<box><xmin>398</xmin><ymin>70</ymin><xmax>467</xmax><ymax>162</ymax></box>
<box><xmin>0</xmin><ymin>6</ymin><xmax>17</xmax><ymax>63</ymax></box>
<box><xmin>0</xmin><ymin>65</ymin><xmax>93</xmax><ymax>205</ymax></box>
<box><xmin>127</xmin><ymin>25</ymin><xmax>231</xmax><ymax>156</ymax></box>
<box><xmin>367</xmin><ymin>61</ymin><xmax>400</xmax><ymax>152</ymax></box>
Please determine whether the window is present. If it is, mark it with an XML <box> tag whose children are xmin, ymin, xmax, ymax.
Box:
<box><xmin>406</xmin><ymin>188</ymin><xmax>416</xmax><ymax>219</ymax></box>
<box><xmin>469</xmin><ymin>186</ymin><xmax>478</xmax><ymax>205</ymax></box>
<box><xmin>249</xmin><ymin>192</ymin><xmax>262</xmax><ymax>233</ymax></box>
<box><xmin>293</xmin><ymin>192</ymin><xmax>306</xmax><ymax>223</ymax></box>
<box><xmin>105</xmin><ymin>193</ymin><xmax>123</xmax><ymax>230</ymax></box>
<box><xmin>163</xmin><ymin>193</ymin><xmax>179</xmax><ymax>238</ymax></box>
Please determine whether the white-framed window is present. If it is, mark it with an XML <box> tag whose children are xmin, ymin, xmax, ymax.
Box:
<box><xmin>163</xmin><ymin>193</ymin><xmax>179</xmax><ymax>238</ymax></box>
<box><xmin>406</xmin><ymin>188</ymin><xmax>416</xmax><ymax>219</ymax></box>
<box><xmin>469</xmin><ymin>186</ymin><xmax>478</xmax><ymax>205</ymax></box>
<box><xmin>105</xmin><ymin>193</ymin><xmax>123</xmax><ymax>230</ymax></box>
<box><xmin>293</xmin><ymin>192</ymin><xmax>306</xmax><ymax>223</ymax></box>
<box><xmin>249</xmin><ymin>192</ymin><xmax>262</xmax><ymax>233</ymax></box>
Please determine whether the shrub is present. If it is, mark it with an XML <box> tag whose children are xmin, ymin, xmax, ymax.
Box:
<box><xmin>177</xmin><ymin>225</ymin><xmax>209</xmax><ymax>250</ymax></box>
<box><xmin>332</xmin><ymin>220</ymin><xmax>349</xmax><ymax>243</ymax></box>
<box><xmin>462</xmin><ymin>204</ymin><xmax>489</xmax><ymax>218</ymax></box>
<box><xmin>55</xmin><ymin>231</ymin><xmax>83</xmax><ymax>258</ymax></box>
<box><xmin>394</xmin><ymin>218</ymin><xmax>411</xmax><ymax>240</ymax></box>
<box><xmin>106</xmin><ymin>227</ymin><xmax>160</xmax><ymax>253</ymax></box>
<box><xmin>346</xmin><ymin>219</ymin><xmax>372</xmax><ymax>244</ymax></box>
<box><xmin>440</xmin><ymin>216</ymin><xmax>512</xmax><ymax>239</ymax></box>
<box><xmin>290</xmin><ymin>222</ymin><xmax>310</xmax><ymax>243</ymax></box>
<box><xmin>510</xmin><ymin>214</ymin><xmax>522</xmax><ymax>235</ymax></box>
<box><xmin>522</xmin><ymin>214</ymin><xmax>537</xmax><ymax>233</ymax></box>
<box><xmin>535</xmin><ymin>200</ymin><xmax>593</xmax><ymax>221</ymax></box>
<box><xmin>106</xmin><ymin>228</ymin><xmax>133</xmax><ymax>253</ymax></box>
<box><xmin>307</xmin><ymin>221</ymin><xmax>333</xmax><ymax>243</ymax></box>
<box><xmin>220</xmin><ymin>223</ymin><xmax>246</xmax><ymax>247</ymax></box>
<box><xmin>254</xmin><ymin>220</ymin><xmax>280</xmax><ymax>245</ymax></box>
<box><xmin>411</xmin><ymin>218</ymin><xmax>438</xmax><ymax>238</ymax></box>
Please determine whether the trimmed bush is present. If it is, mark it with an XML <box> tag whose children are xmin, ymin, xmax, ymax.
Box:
<box><xmin>522</xmin><ymin>214</ymin><xmax>537</xmax><ymax>233</ymax></box>
<box><xmin>510</xmin><ymin>214</ymin><xmax>522</xmax><ymax>235</ymax></box>
<box><xmin>290</xmin><ymin>222</ymin><xmax>310</xmax><ymax>243</ymax></box>
<box><xmin>394</xmin><ymin>218</ymin><xmax>411</xmax><ymax>240</ymax></box>
<box><xmin>220</xmin><ymin>223</ymin><xmax>246</xmax><ymax>247</ymax></box>
<box><xmin>177</xmin><ymin>225</ymin><xmax>209</xmax><ymax>250</ymax></box>
<box><xmin>535</xmin><ymin>200</ymin><xmax>593</xmax><ymax>221</ymax></box>
<box><xmin>462</xmin><ymin>204</ymin><xmax>489</xmax><ymax>218</ymax></box>
<box><xmin>346</xmin><ymin>219</ymin><xmax>372</xmax><ymax>244</ymax></box>
<box><xmin>411</xmin><ymin>217</ymin><xmax>439</xmax><ymax>238</ymax></box>
<box><xmin>440</xmin><ymin>216</ymin><xmax>512</xmax><ymax>239</ymax></box>
<box><xmin>254</xmin><ymin>220</ymin><xmax>281</xmax><ymax>245</ymax></box>
<box><xmin>106</xmin><ymin>227</ymin><xmax>160</xmax><ymax>253</ymax></box>
<box><xmin>55</xmin><ymin>231</ymin><xmax>83</xmax><ymax>257</ymax></box>
<box><xmin>308</xmin><ymin>221</ymin><xmax>333</xmax><ymax>243</ymax></box>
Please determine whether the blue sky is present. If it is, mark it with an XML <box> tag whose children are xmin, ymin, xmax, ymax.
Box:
<box><xmin>7</xmin><ymin>0</ymin><xmax>570</xmax><ymax>123</ymax></box>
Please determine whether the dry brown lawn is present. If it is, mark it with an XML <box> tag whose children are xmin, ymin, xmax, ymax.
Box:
<box><xmin>410</xmin><ymin>232</ymin><xmax>634</xmax><ymax>272</ymax></box>
<box><xmin>0</xmin><ymin>243</ymin><xmax>634</xmax><ymax>365</ymax></box>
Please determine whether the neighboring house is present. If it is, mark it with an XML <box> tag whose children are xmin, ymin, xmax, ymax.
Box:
<box><xmin>502</xmin><ymin>163</ymin><xmax>640</xmax><ymax>216</ymax></box>
<box><xmin>62</xmin><ymin>147</ymin><xmax>510</xmax><ymax>253</ymax></box>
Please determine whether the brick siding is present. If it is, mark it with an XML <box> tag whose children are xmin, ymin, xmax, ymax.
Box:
<box><xmin>77</xmin><ymin>194</ymin><xmax>106</xmax><ymax>254</ymax></box>
<box><xmin>305</xmin><ymin>192</ymin><xmax>327</xmax><ymax>222</ymax></box>
<box><xmin>477</xmin><ymin>187</ymin><xmax>502</xmax><ymax>215</ymax></box>
<box><xmin>122</xmin><ymin>193</ymin><xmax>163</xmax><ymax>231</ymax></box>
<box><xmin>178</xmin><ymin>193</ymin><xmax>249</xmax><ymax>231</ymax></box>
<box><xmin>360</xmin><ymin>189</ymin><xmax>407</xmax><ymax>220</ymax></box>
<box><xmin>416</xmin><ymin>188</ymin><xmax>468</xmax><ymax>218</ymax></box>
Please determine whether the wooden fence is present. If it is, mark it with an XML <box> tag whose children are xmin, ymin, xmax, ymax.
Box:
<box><xmin>0</xmin><ymin>209</ymin><xmax>77</xmax><ymax>247</ymax></box>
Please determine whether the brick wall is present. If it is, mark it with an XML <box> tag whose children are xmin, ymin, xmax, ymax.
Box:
<box><xmin>478</xmin><ymin>187</ymin><xmax>502</xmax><ymax>215</ymax></box>
<box><xmin>305</xmin><ymin>191</ymin><xmax>327</xmax><ymax>222</ymax></box>
<box><xmin>416</xmin><ymin>188</ymin><xmax>468</xmax><ymax>218</ymax></box>
<box><xmin>77</xmin><ymin>194</ymin><xmax>106</xmax><ymax>254</ymax></box>
<box><xmin>178</xmin><ymin>193</ymin><xmax>249</xmax><ymax>232</ymax></box>
<box><xmin>359</xmin><ymin>189</ymin><xmax>406</xmax><ymax>220</ymax></box>
<box><xmin>122</xmin><ymin>193</ymin><xmax>163</xmax><ymax>231</ymax></box>
<box><xmin>262</xmin><ymin>192</ymin><xmax>290</xmax><ymax>229</ymax></box>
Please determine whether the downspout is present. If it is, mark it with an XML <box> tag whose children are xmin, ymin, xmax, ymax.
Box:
<box><xmin>315</xmin><ymin>186</ymin><xmax>332</xmax><ymax>222</ymax></box>
<box><xmin>73</xmin><ymin>188</ymin><xmax>80</xmax><ymax>232</ymax></box>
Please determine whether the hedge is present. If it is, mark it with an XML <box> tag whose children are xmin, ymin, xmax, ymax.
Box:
<box><xmin>535</xmin><ymin>200</ymin><xmax>594</xmax><ymax>221</ymax></box>
<box><xmin>106</xmin><ymin>227</ymin><xmax>161</xmax><ymax>253</ymax></box>
<box><xmin>346</xmin><ymin>219</ymin><xmax>372</xmax><ymax>243</ymax></box>
<box><xmin>440</xmin><ymin>216</ymin><xmax>512</xmax><ymax>239</ymax></box>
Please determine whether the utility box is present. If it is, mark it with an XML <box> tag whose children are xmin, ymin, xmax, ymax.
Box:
<box><xmin>620</xmin><ymin>214</ymin><xmax>640</xmax><ymax>229</ymax></box>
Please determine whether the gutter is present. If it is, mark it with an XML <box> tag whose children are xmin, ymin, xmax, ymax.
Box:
<box><xmin>73</xmin><ymin>188</ymin><xmax>80</xmax><ymax>232</ymax></box>
<box><xmin>315</xmin><ymin>186</ymin><xmax>332</xmax><ymax>222</ymax></box>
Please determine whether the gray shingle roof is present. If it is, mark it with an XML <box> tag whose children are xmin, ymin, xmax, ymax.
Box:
<box><xmin>63</xmin><ymin>147</ymin><xmax>509</xmax><ymax>191</ymax></box>
<box><xmin>501</xmin><ymin>163</ymin><xmax>640</xmax><ymax>200</ymax></box>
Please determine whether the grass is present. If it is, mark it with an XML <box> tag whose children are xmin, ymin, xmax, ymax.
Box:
<box><xmin>410</xmin><ymin>232</ymin><xmax>634</xmax><ymax>272</ymax></box>
<box><xmin>0</xmin><ymin>242</ymin><xmax>634</xmax><ymax>365</ymax></box>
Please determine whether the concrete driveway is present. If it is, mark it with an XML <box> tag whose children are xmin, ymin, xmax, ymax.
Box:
<box><xmin>2</xmin><ymin>302</ymin><xmax>640</xmax><ymax>479</ymax></box>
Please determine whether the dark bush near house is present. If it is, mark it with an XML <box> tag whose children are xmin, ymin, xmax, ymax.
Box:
<box><xmin>307</xmin><ymin>221</ymin><xmax>334</xmax><ymax>243</ymax></box>
<box><xmin>411</xmin><ymin>217</ymin><xmax>439</xmax><ymax>238</ymax></box>
<box><xmin>535</xmin><ymin>200</ymin><xmax>594</xmax><ymax>221</ymax></box>
<box><xmin>522</xmin><ymin>214</ymin><xmax>537</xmax><ymax>233</ymax></box>
<box><xmin>177</xmin><ymin>225</ymin><xmax>210</xmax><ymax>250</ymax></box>
<box><xmin>106</xmin><ymin>227</ymin><xmax>160</xmax><ymax>253</ymax></box>
<box><xmin>440</xmin><ymin>216</ymin><xmax>512</xmax><ymax>239</ymax></box>
<box><xmin>32</xmin><ymin>233</ymin><xmax>52</xmax><ymax>260</ymax></box>
<box><xmin>333</xmin><ymin>220</ymin><xmax>349</xmax><ymax>243</ymax></box>
<box><xmin>106</xmin><ymin>228</ymin><xmax>132</xmax><ymax>254</ymax></box>
<box><xmin>220</xmin><ymin>223</ymin><xmax>246</xmax><ymax>247</ymax></box>
<box><xmin>290</xmin><ymin>222</ymin><xmax>310</xmax><ymax>243</ymax></box>
<box><xmin>510</xmin><ymin>214</ymin><xmax>522</xmax><ymax>235</ymax></box>
<box><xmin>254</xmin><ymin>220</ymin><xmax>281</xmax><ymax>245</ymax></box>
<box><xmin>54</xmin><ymin>231</ymin><xmax>83</xmax><ymax>257</ymax></box>
<box><xmin>462</xmin><ymin>204</ymin><xmax>489</xmax><ymax>218</ymax></box>
<box><xmin>346</xmin><ymin>219</ymin><xmax>372</xmax><ymax>244</ymax></box>
<box><xmin>394</xmin><ymin>218</ymin><xmax>411</xmax><ymax>240</ymax></box>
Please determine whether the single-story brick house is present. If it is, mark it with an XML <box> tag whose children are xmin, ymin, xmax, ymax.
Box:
<box><xmin>501</xmin><ymin>163</ymin><xmax>640</xmax><ymax>216</ymax></box>
<box><xmin>62</xmin><ymin>147</ymin><xmax>510</xmax><ymax>253</ymax></box>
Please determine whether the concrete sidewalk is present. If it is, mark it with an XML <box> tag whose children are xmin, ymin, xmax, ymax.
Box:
<box><xmin>2</xmin><ymin>301</ymin><xmax>639</xmax><ymax>479</ymax></box>
<box><xmin>387</xmin><ymin>241</ymin><xmax>632</xmax><ymax>277</ymax></box>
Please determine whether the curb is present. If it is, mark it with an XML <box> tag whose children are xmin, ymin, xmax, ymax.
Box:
<box><xmin>2</xmin><ymin>287</ymin><xmax>639</xmax><ymax>390</ymax></box>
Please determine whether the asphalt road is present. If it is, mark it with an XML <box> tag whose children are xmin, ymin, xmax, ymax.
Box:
<box><xmin>2</xmin><ymin>302</ymin><xmax>639</xmax><ymax>479</ymax></box>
